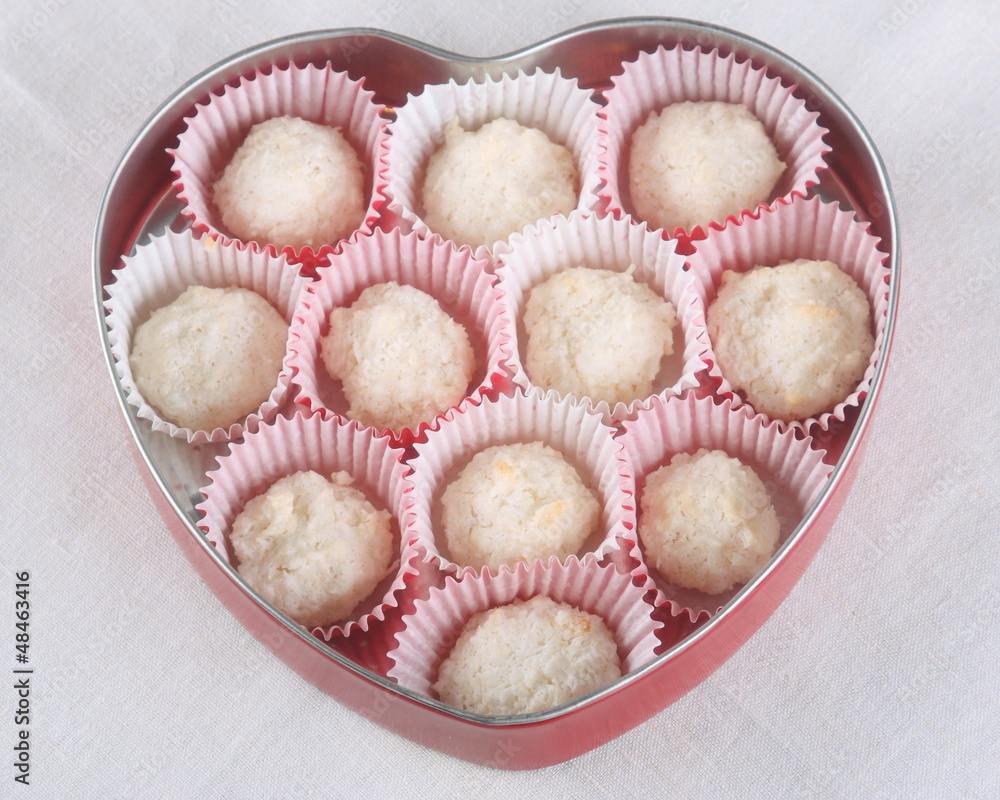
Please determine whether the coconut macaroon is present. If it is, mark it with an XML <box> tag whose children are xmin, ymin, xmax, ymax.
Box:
<box><xmin>523</xmin><ymin>266</ymin><xmax>676</xmax><ymax>407</ymax></box>
<box><xmin>707</xmin><ymin>259</ymin><xmax>875</xmax><ymax>421</ymax></box>
<box><xmin>129</xmin><ymin>285</ymin><xmax>287</xmax><ymax>432</ymax></box>
<box><xmin>440</xmin><ymin>442</ymin><xmax>600</xmax><ymax>572</ymax></box>
<box><xmin>638</xmin><ymin>449</ymin><xmax>780</xmax><ymax>595</ymax></box>
<box><xmin>433</xmin><ymin>595</ymin><xmax>621</xmax><ymax>716</ymax></box>
<box><xmin>213</xmin><ymin>115</ymin><xmax>366</xmax><ymax>249</ymax></box>
<box><xmin>230</xmin><ymin>470</ymin><xmax>393</xmax><ymax>628</ymax></box>
<box><xmin>421</xmin><ymin>117</ymin><xmax>578</xmax><ymax>248</ymax></box>
<box><xmin>628</xmin><ymin>101</ymin><xmax>785</xmax><ymax>233</ymax></box>
<box><xmin>320</xmin><ymin>282</ymin><xmax>476</xmax><ymax>432</ymax></box>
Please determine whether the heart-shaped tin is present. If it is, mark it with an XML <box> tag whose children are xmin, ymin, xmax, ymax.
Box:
<box><xmin>94</xmin><ymin>18</ymin><xmax>899</xmax><ymax>769</ymax></box>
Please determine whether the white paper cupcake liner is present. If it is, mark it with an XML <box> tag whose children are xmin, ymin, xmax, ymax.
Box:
<box><xmin>494</xmin><ymin>210</ymin><xmax>708</xmax><ymax>425</ymax></box>
<box><xmin>617</xmin><ymin>391</ymin><xmax>833</xmax><ymax>621</ymax></box>
<box><xmin>598</xmin><ymin>45</ymin><xmax>830</xmax><ymax>238</ymax></box>
<box><xmin>686</xmin><ymin>194</ymin><xmax>891</xmax><ymax>433</ymax></box>
<box><xmin>195</xmin><ymin>411</ymin><xmax>419</xmax><ymax>639</ymax></box>
<box><xmin>103</xmin><ymin>228</ymin><xmax>306</xmax><ymax>443</ymax></box>
<box><xmin>386</xmin><ymin>557</ymin><xmax>661</xmax><ymax>713</ymax></box>
<box><xmin>169</xmin><ymin>62</ymin><xmax>387</xmax><ymax>265</ymax></box>
<box><xmin>286</xmin><ymin>226</ymin><xmax>513</xmax><ymax>447</ymax></box>
<box><xmin>381</xmin><ymin>68</ymin><xmax>602</xmax><ymax>261</ymax></box>
<box><xmin>407</xmin><ymin>389</ymin><xmax>634</xmax><ymax>578</ymax></box>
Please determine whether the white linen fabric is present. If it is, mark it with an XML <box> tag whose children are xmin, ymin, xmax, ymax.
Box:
<box><xmin>2</xmin><ymin>0</ymin><xmax>998</xmax><ymax>797</ymax></box>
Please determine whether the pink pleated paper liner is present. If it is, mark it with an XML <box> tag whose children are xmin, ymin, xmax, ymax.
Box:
<box><xmin>381</xmin><ymin>68</ymin><xmax>602</xmax><ymax>261</ymax></box>
<box><xmin>494</xmin><ymin>210</ymin><xmax>708</xmax><ymax>425</ymax></box>
<box><xmin>103</xmin><ymin>228</ymin><xmax>306</xmax><ymax>443</ymax></box>
<box><xmin>598</xmin><ymin>45</ymin><xmax>830</xmax><ymax>239</ymax></box>
<box><xmin>195</xmin><ymin>411</ymin><xmax>420</xmax><ymax>639</ymax></box>
<box><xmin>169</xmin><ymin>62</ymin><xmax>387</xmax><ymax>267</ymax></box>
<box><xmin>286</xmin><ymin>226</ymin><xmax>513</xmax><ymax>448</ymax></box>
<box><xmin>687</xmin><ymin>193</ymin><xmax>891</xmax><ymax>433</ymax></box>
<box><xmin>617</xmin><ymin>391</ymin><xmax>833</xmax><ymax>621</ymax></box>
<box><xmin>407</xmin><ymin>389</ymin><xmax>635</xmax><ymax>578</ymax></box>
<box><xmin>386</xmin><ymin>557</ymin><xmax>662</xmax><ymax>712</ymax></box>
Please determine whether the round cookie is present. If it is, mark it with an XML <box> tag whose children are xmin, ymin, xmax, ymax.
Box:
<box><xmin>523</xmin><ymin>266</ymin><xmax>676</xmax><ymax>406</ymax></box>
<box><xmin>230</xmin><ymin>470</ymin><xmax>393</xmax><ymax>628</ymax></box>
<box><xmin>628</xmin><ymin>100</ymin><xmax>785</xmax><ymax>232</ymax></box>
<box><xmin>433</xmin><ymin>595</ymin><xmax>621</xmax><ymax>716</ymax></box>
<box><xmin>320</xmin><ymin>282</ymin><xmax>476</xmax><ymax>432</ymax></box>
<box><xmin>421</xmin><ymin>117</ymin><xmax>577</xmax><ymax>248</ymax></box>
<box><xmin>129</xmin><ymin>284</ymin><xmax>287</xmax><ymax>432</ymax></box>
<box><xmin>638</xmin><ymin>448</ymin><xmax>780</xmax><ymax>595</ymax></box>
<box><xmin>707</xmin><ymin>259</ymin><xmax>875</xmax><ymax>420</ymax></box>
<box><xmin>440</xmin><ymin>441</ymin><xmax>600</xmax><ymax>571</ymax></box>
<box><xmin>213</xmin><ymin>115</ymin><xmax>365</xmax><ymax>249</ymax></box>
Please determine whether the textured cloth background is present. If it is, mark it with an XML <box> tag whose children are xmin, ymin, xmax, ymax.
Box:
<box><xmin>2</xmin><ymin>0</ymin><xmax>998</xmax><ymax>796</ymax></box>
